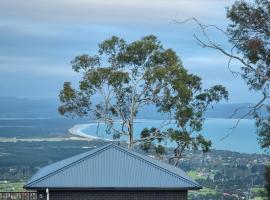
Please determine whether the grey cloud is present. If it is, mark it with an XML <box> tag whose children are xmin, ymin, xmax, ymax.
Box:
<box><xmin>0</xmin><ymin>0</ymin><xmax>233</xmax><ymax>25</ymax></box>
<box><xmin>0</xmin><ymin>0</ymin><xmax>257</xmax><ymax>102</ymax></box>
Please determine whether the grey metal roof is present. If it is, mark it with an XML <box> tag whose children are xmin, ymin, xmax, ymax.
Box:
<box><xmin>24</xmin><ymin>143</ymin><xmax>201</xmax><ymax>190</ymax></box>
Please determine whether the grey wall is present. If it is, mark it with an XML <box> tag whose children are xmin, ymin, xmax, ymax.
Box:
<box><xmin>37</xmin><ymin>190</ymin><xmax>187</xmax><ymax>200</ymax></box>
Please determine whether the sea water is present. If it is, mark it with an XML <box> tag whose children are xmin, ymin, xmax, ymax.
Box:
<box><xmin>81</xmin><ymin>118</ymin><xmax>263</xmax><ymax>154</ymax></box>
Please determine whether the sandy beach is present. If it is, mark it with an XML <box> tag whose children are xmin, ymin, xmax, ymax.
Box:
<box><xmin>0</xmin><ymin>136</ymin><xmax>92</xmax><ymax>143</ymax></box>
<box><xmin>68</xmin><ymin>124</ymin><xmax>96</xmax><ymax>139</ymax></box>
<box><xmin>69</xmin><ymin>123</ymin><xmax>115</xmax><ymax>142</ymax></box>
<box><xmin>0</xmin><ymin>123</ymin><xmax>110</xmax><ymax>143</ymax></box>
<box><xmin>68</xmin><ymin>123</ymin><xmax>109</xmax><ymax>141</ymax></box>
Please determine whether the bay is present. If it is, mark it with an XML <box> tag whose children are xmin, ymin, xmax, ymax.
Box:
<box><xmin>80</xmin><ymin>118</ymin><xmax>262</xmax><ymax>154</ymax></box>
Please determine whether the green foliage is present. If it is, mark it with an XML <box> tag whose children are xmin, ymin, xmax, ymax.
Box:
<box><xmin>155</xmin><ymin>145</ymin><xmax>166</xmax><ymax>158</ymax></box>
<box><xmin>226</xmin><ymin>0</ymin><xmax>270</xmax><ymax>151</ymax></box>
<box><xmin>0</xmin><ymin>181</ymin><xmax>25</xmax><ymax>192</ymax></box>
<box><xmin>59</xmin><ymin>82</ymin><xmax>91</xmax><ymax>117</ymax></box>
<box><xmin>195</xmin><ymin>1</ymin><xmax>270</xmax><ymax>197</ymax></box>
<box><xmin>59</xmin><ymin>35</ymin><xmax>227</xmax><ymax>158</ymax></box>
<box><xmin>227</xmin><ymin>0</ymin><xmax>270</xmax><ymax>88</ymax></box>
<box><xmin>265</xmin><ymin>166</ymin><xmax>270</xmax><ymax>200</ymax></box>
<box><xmin>256</xmin><ymin>111</ymin><xmax>270</xmax><ymax>149</ymax></box>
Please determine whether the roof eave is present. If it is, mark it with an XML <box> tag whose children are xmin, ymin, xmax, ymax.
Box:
<box><xmin>24</xmin><ymin>186</ymin><xmax>202</xmax><ymax>191</ymax></box>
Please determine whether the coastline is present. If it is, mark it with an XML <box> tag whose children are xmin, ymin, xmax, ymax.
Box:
<box><xmin>68</xmin><ymin>118</ymin><xmax>256</xmax><ymax>140</ymax></box>
<box><xmin>68</xmin><ymin>118</ymin><xmax>261</xmax><ymax>154</ymax></box>
<box><xmin>68</xmin><ymin>124</ymin><xmax>98</xmax><ymax>140</ymax></box>
<box><xmin>68</xmin><ymin>123</ymin><xmax>115</xmax><ymax>142</ymax></box>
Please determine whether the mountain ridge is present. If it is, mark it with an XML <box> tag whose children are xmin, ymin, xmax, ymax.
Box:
<box><xmin>0</xmin><ymin>96</ymin><xmax>263</xmax><ymax>119</ymax></box>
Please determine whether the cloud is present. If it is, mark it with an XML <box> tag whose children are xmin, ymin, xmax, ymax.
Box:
<box><xmin>0</xmin><ymin>0</ymin><xmax>257</xmax><ymax>102</ymax></box>
<box><xmin>0</xmin><ymin>64</ymin><xmax>74</xmax><ymax>77</ymax></box>
<box><xmin>0</xmin><ymin>55</ymin><xmax>74</xmax><ymax>76</ymax></box>
<box><xmin>0</xmin><ymin>0</ymin><xmax>234</xmax><ymax>25</ymax></box>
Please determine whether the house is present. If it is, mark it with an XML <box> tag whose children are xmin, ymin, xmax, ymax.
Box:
<box><xmin>24</xmin><ymin>143</ymin><xmax>201</xmax><ymax>200</ymax></box>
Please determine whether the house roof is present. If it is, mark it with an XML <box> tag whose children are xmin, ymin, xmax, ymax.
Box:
<box><xmin>24</xmin><ymin>143</ymin><xmax>201</xmax><ymax>190</ymax></box>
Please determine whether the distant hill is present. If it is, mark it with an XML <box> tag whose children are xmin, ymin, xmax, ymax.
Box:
<box><xmin>0</xmin><ymin>97</ymin><xmax>59</xmax><ymax>118</ymax></box>
<box><xmin>205</xmin><ymin>103</ymin><xmax>259</xmax><ymax>119</ymax></box>
<box><xmin>0</xmin><ymin>96</ymin><xmax>264</xmax><ymax>119</ymax></box>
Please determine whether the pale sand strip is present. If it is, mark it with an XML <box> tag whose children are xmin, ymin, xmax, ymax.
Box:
<box><xmin>0</xmin><ymin>136</ymin><xmax>91</xmax><ymax>142</ymax></box>
<box><xmin>68</xmin><ymin>124</ymin><xmax>98</xmax><ymax>140</ymax></box>
<box><xmin>69</xmin><ymin>123</ymin><xmax>114</xmax><ymax>141</ymax></box>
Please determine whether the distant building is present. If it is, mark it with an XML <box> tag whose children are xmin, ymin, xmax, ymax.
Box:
<box><xmin>24</xmin><ymin>143</ymin><xmax>201</xmax><ymax>200</ymax></box>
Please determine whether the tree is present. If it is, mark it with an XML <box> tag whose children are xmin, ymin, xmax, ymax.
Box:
<box><xmin>181</xmin><ymin>0</ymin><xmax>270</xmax><ymax>150</ymax></box>
<box><xmin>177</xmin><ymin>0</ymin><xmax>270</xmax><ymax>195</ymax></box>
<box><xmin>226</xmin><ymin>0</ymin><xmax>270</xmax><ymax>149</ymax></box>
<box><xmin>140</xmin><ymin>84</ymin><xmax>227</xmax><ymax>166</ymax></box>
<box><xmin>226</xmin><ymin>2</ymin><xmax>270</xmax><ymax>197</ymax></box>
<box><xmin>58</xmin><ymin>35</ymin><xmax>228</xmax><ymax>162</ymax></box>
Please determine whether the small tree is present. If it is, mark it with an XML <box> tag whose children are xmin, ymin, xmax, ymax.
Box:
<box><xmin>59</xmin><ymin>35</ymin><xmax>227</xmax><ymax>159</ymax></box>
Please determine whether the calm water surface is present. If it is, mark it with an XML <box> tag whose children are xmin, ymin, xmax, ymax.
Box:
<box><xmin>81</xmin><ymin>118</ymin><xmax>262</xmax><ymax>154</ymax></box>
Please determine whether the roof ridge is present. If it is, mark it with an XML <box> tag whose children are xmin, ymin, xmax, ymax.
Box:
<box><xmin>25</xmin><ymin>143</ymin><xmax>114</xmax><ymax>188</ymax></box>
<box><xmin>112</xmin><ymin>144</ymin><xmax>200</xmax><ymax>187</ymax></box>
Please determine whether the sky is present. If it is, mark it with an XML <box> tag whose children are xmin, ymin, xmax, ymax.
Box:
<box><xmin>0</xmin><ymin>0</ymin><xmax>261</xmax><ymax>103</ymax></box>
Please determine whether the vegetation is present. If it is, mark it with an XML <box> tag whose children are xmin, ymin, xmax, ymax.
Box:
<box><xmin>0</xmin><ymin>140</ymin><xmax>101</xmax><ymax>181</ymax></box>
<box><xmin>265</xmin><ymin>166</ymin><xmax>270</xmax><ymax>199</ymax></box>
<box><xmin>182</xmin><ymin>0</ymin><xmax>270</xmax><ymax>150</ymax></box>
<box><xmin>59</xmin><ymin>35</ymin><xmax>228</xmax><ymax>165</ymax></box>
<box><xmin>0</xmin><ymin>140</ymin><xmax>267</xmax><ymax>199</ymax></box>
<box><xmin>181</xmin><ymin>0</ymin><xmax>270</xmax><ymax>196</ymax></box>
<box><xmin>0</xmin><ymin>181</ymin><xmax>25</xmax><ymax>192</ymax></box>
<box><xmin>222</xmin><ymin>0</ymin><xmax>270</xmax><ymax>197</ymax></box>
<box><xmin>225</xmin><ymin>0</ymin><xmax>270</xmax><ymax>151</ymax></box>
<box><xmin>183</xmin><ymin>150</ymin><xmax>268</xmax><ymax>199</ymax></box>
<box><xmin>187</xmin><ymin>0</ymin><xmax>270</xmax><ymax>118</ymax></box>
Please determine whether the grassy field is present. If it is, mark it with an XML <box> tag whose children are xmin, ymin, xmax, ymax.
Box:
<box><xmin>189</xmin><ymin>187</ymin><xmax>218</xmax><ymax>195</ymax></box>
<box><xmin>187</xmin><ymin>171</ymin><xmax>267</xmax><ymax>199</ymax></box>
<box><xmin>251</xmin><ymin>197</ymin><xmax>267</xmax><ymax>200</ymax></box>
<box><xmin>251</xmin><ymin>187</ymin><xmax>267</xmax><ymax>200</ymax></box>
<box><xmin>187</xmin><ymin>171</ymin><xmax>218</xmax><ymax>197</ymax></box>
<box><xmin>0</xmin><ymin>181</ymin><xmax>25</xmax><ymax>192</ymax></box>
<box><xmin>187</xmin><ymin>170</ymin><xmax>208</xmax><ymax>180</ymax></box>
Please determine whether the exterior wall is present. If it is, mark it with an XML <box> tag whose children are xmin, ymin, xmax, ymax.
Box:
<box><xmin>37</xmin><ymin>190</ymin><xmax>187</xmax><ymax>200</ymax></box>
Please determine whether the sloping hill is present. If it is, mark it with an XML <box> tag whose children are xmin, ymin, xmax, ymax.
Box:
<box><xmin>0</xmin><ymin>96</ymin><xmax>264</xmax><ymax>119</ymax></box>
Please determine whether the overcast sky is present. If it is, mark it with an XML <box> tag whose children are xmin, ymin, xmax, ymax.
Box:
<box><xmin>0</xmin><ymin>0</ymin><xmax>260</xmax><ymax>103</ymax></box>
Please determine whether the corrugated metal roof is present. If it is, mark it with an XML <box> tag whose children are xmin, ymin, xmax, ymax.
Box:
<box><xmin>24</xmin><ymin>143</ymin><xmax>201</xmax><ymax>190</ymax></box>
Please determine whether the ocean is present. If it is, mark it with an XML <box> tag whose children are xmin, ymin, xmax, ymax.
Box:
<box><xmin>0</xmin><ymin>117</ymin><xmax>263</xmax><ymax>154</ymax></box>
<box><xmin>80</xmin><ymin>118</ymin><xmax>263</xmax><ymax>154</ymax></box>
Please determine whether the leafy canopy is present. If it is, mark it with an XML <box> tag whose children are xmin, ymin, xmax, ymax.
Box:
<box><xmin>226</xmin><ymin>0</ymin><xmax>270</xmax><ymax>149</ymax></box>
<box><xmin>59</xmin><ymin>35</ymin><xmax>228</xmax><ymax>161</ymax></box>
<box><xmin>182</xmin><ymin>0</ymin><xmax>270</xmax><ymax>151</ymax></box>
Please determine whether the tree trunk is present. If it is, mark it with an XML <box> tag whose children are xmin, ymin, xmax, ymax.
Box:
<box><xmin>128</xmin><ymin>122</ymin><xmax>134</xmax><ymax>150</ymax></box>
<box><xmin>169</xmin><ymin>145</ymin><xmax>185</xmax><ymax>167</ymax></box>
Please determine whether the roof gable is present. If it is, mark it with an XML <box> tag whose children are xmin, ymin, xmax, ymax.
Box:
<box><xmin>25</xmin><ymin>143</ymin><xmax>201</xmax><ymax>190</ymax></box>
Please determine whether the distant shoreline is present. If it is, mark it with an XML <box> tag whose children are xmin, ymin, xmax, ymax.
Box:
<box><xmin>68</xmin><ymin>118</ymin><xmax>256</xmax><ymax>140</ymax></box>
<box><xmin>68</xmin><ymin>124</ymin><xmax>98</xmax><ymax>140</ymax></box>
<box><xmin>68</xmin><ymin>123</ymin><xmax>115</xmax><ymax>142</ymax></box>
<box><xmin>0</xmin><ymin>136</ymin><xmax>91</xmax><ymax>143</ymax></box>
<box><xmin>68</xmin><ymin>118</ymin><xmax>262</xmax><ymax>154</ymax></box>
